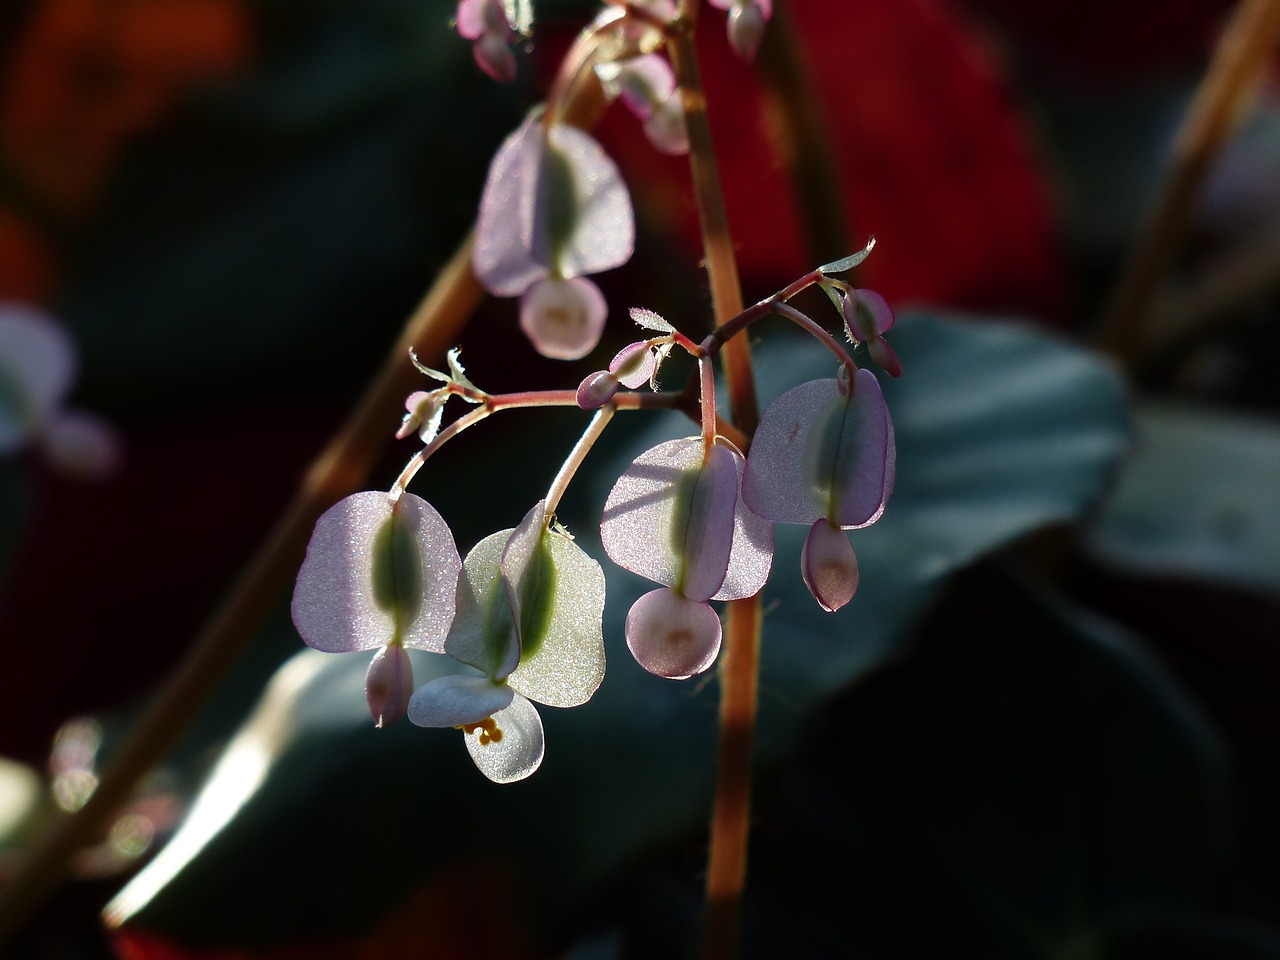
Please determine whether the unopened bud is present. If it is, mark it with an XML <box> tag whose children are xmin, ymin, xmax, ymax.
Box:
<box><xmin>802</xmin><ymin>519</ymin><xmax>858</xmax><ymax>612</ymax></box>
<box><xmin>577</xmin><ymin>370</ymin><xmax>619</xmax><ymax>409</ymax></box>
<box><xmin>366</xmin><ymin>643</ymin><xmax>415</xmax><ymax>728</ymax></box>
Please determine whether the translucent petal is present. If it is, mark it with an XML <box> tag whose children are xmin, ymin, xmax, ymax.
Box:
<box><xmin>519</xmin><ymin>276</ymin><xmax>607</xmax><ymax>360</ymax></box>
<box><xmin>445</xmin><ymin>530</ymin><xmax>522</xmax><ymax>681</ymax></box>
<box><xmin>601</xmin><ymin>438</ymin><xmax>738</xmax><ymax>602</ymax></box>
<box><xmin>625</xmin><ymin>587</ymin><xmax>721</xmax><ymax>679</ymax></box>
<box><xmin>0</xmin><ymin>305</ymin><xmax>75</xmax><ymax>451</ymax></box>
<box><xmin>505</xmin><ymin>518</ymin><xmax>606</xmax><ymax>708</ymax></box>
<box><xmin>365</xmin><ymin>644</ymin><xmax>414</xmax><ymax>727</ymax></box>
<box><xmin>801</xmin><ymin>520</ymin><xmax>859</xmax><ymax>612</ymax></box>
<box><xmin>530</xmin><ymin>123</ymin><xmax>634</xmax><ymax>280</ymax></box>
<box><xmin>472</xmin><ymin>115</ymin><xmax>547</xmax><ymax>297</ymax></box>
<box><xmin>596</xmin><ymin>54</ymin><xmax>676</xmax><ymax>120</ymax></box>
<box><xmin>473</xmin><ymin>33</ymin><xmax>517</xmax><ymax>84</ymax></box>
<box><xmin>456</xmin><ymin>0</ymin><xmax>505</xmax><ymax>39</ymax></box>
<box><xmin>38</xmin><ymin>409</ymin><xmax>123</xmax><ymax>482</ymax></box>
<box><xmin>710</xmin><ymin>442</ymin><xmax>774</xmax><ymax>601</ymax></box>
<box><xmin>464</xmin><ymin>692</ymin><xmax>544</xmax><ymax>783</ymax></box>
<box><xmin>292</xmin><ymin>492</ymin><xmax>461</xmax><ymax>654</ymax></box>
<box><xmin>407</xmin><ymin>674</ymin><xmax>514</xmax><ymax>727</ymax></box>
<box><xmin>608</xmin><ymin>341</ymin><xmax>657</xmax><ymax>389</ymax></box>
<box><xmin>743</xmin><ymin>372</ymin><xmax>895</xmax><ymax>529</ymax></box>
<box><xmin>643</xmin><ymin>95</ymin><xmax>689</xmax><ymax>156</ymax></box>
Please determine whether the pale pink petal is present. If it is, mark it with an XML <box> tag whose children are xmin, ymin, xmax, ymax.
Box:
<box><xmin>473</xmin><ymin>115</ymin><xmax>547</xmax><ymax>297</ymax></box>
<box><xmin>531</xmin><ymin>124</ymin><xmax>635</xmax><ymax>279</ymax></box>
<box><xmin>38</xmin><ymin>410</ymin><xmax>123</xmax><ymax>481</ymax></box>
<box><xmin>473</xmin><ymin>33</ymin><xmax>517</xmax><ymax>83</ymax></box>
<box><xmin>597</xmin><ymin>54</ymin><xmax>676</xmax><ymax>120</ymax></box>
<box><xmin>643</xmin><ymin>95</ymin><xmax>689</xmax><ymax>156</ymax></box>
<box><xmin>365</xmin><ymin>644</ymin><xmax>415</xmax><ymax>727</ymax></box>
<box><xmin>455</xmin><ymin>0</ymin><xmax>489</xmax><ymax>39</ymax></box>
<box><xmin>0</xmin><ymin>305</ymin><xmax>76</xmax><ymax>451</ymax></box>
<box><xmin>608</xmin><ymin>341</ymin><xmax>657</xmax><ymax>389</ymax></box>
<box><xmin>843</xmin><ymin>288</ymin><xmax>895</xmax><ymax>342</ymax></box>
<box><xmin>519</xmin><ymin>276</ymin><xmax>607</xmax><ymax>360</ymax></box>
<box><xmin>625</xmin><ymin>587</ymin><xmax>721</xmax><ymax>679</ymax></box>
<box><xmin>601</xmin><ymin>437</ymin><xmax>739</xmax><ymax>602</ymax></box>
<box><xmin>802</xmin><ymin>520</ymin><xmax>859</xmax><ymax>612</ymax></box>
<box><xmin>292</xmin><ymin>492</ymin><xmax>461</xmax><ymax>654</ymax></box>
<box><xmin>868</xmin><ymin>336</ymin><xmax>902</xmax><ymax>378</ymax></box>
<box><xmin>408</xmin><ymin>674</ymin><xmax>514</xmax><ymax>727</ymax></box>
<box><xmin>743</xmin><ymin>371</ymin><xmax>894</xmax><ymax>529</ymax></box>
<box><xmin>710</xmin><ymin>442</ymin><xmax>773</xmax><ymax>601</ymax></box>
<box><xmin>463</xmin><ymin>692</ymin><xmax>544</xmax><ymax>783</ymax></box>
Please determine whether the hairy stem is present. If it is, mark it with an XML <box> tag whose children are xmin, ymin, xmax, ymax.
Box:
<box><xmin>1097</xmin><ymin>0</ymin><xmax>1280</xmax><ymax>368</ymax></box>
<box><xmin>668</xmin><ymin>6</ymin><xmax>762</xmax><ymax>959</ymax></box>
<box><xmin>0</xmin><ymin>236</ymin><xmax>484</xmax><ymax>947</ymax></box>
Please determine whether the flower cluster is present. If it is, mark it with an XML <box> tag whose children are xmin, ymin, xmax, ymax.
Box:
<box><xmin>291</xmin><ymin>3</ymin><xmax>898</xmax><ymax>784</ymax></box>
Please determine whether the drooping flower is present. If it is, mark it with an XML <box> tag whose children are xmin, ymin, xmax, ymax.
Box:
<box><xmin>409</xmin><ymin>501</ymin><xmax>606</xmax><ymax>782</ymax></box>
<box><xmin>742</xmin><ymin>369</ymin><xmax>894</xmax><ymax>611</ymax></box>
<box><xmin>841</xmin><ymin>287</ymin><xmax>902</xmax><ymax>378</ymax></box>
<box><xmin>455</xmin><ymin>0</ymin><xmax>530</xmax><ymax>83</ymax></box>
<box><xmin>473</xmin><ymin>112</ymin><xmax>635</xmax><ymax>359</ymax></box>
<box><xmin>292</xmin><ymin>491</ymin><xmax>463</xmax><ymax>726</ymax></box>
<box><xmin>0</xmin><ymin>303</ymin><xmax>122</xmax><ymax>480</ymax></box>
<box><xmin>707</xmin><ymin>0</ymin><xmax>772</xmax><ymax>61</ymax></box>
<box><xmin>601</xmin><ymin>437</ymin><xmax>773</xmax><ymax>677</ymax></box>
<box><xmin>595</xmin><ymin>54</ymin><xmax>688</xmax><ymax>156</ymax></box>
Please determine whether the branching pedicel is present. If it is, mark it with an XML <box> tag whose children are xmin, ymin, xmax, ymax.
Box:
<box><xmin>292</xmin><ymin>2</ymin><xmax>898</xmax><ymax>784</ymax></box>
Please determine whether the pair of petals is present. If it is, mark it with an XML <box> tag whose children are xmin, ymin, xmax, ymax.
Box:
<box><xmin>455</xmin><ymin>0</ymin><xmax>527</xmax><ymax>83</ymax></box>
<box><xmin>473</xmin><ymin>114</ymin><xmax>635</xmax><ymax>359</ymax></box>
<box><xmin>602</xmin><ymin>438</ymin><xmax>773</xmax><ymax>677</ymax></box>
<box><xmin>408</xmin><ymin>501</ymin><xmax>606</xmax><ymax>781</ymax></box>
<box><xmin>596</xmin><ymin>54</ymin><xmax>689</xmax><ymax>156</ymax></box>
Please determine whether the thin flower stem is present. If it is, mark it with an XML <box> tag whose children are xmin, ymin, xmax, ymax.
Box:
<box><xmin>668</xmin><ymin>7</ymin><xmax>763</xmax><ymax>959</ymax></box>
<box><xmin>1096</xmin><ymin>0</ymin><xmax>1280</xmax><ymax>368</ymax></box>
<box><xmin>699</xmin><ymin>357</ymin><xmax>718</xmax><ymax>455</ymax></box>
<box><xmin>392</xmin><ymin>388</ymin><xmax>679</xmax><ymax>497</ymax></box>
<box><xmin>770</xmin><ymin>301</ymin><xmax>858</xmax><ymax>373</ymax></box>
<box><xmin>544</xmin><ymin>404</ymin><xmax>616</xmax><ymax>519</ymax></box>
<box><xmin>0</xmin><ymin>234</ymin><xmax>485</xmax><ymax>948</ymax></box>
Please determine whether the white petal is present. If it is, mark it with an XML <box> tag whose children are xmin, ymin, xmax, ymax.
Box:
<box><xmin>463</xmin><ymin>692</ymin><xmax>544</xmax><ymax>783</ymax></box>
<box><xmin>408</xmin><ymin>674</ymin><xmax>514</xmax><ymax>728</ymax></box>
<box><xmin>0</xmin><ymin>305</ymin><xmax>76</xmax><ymax>451</ymax></box>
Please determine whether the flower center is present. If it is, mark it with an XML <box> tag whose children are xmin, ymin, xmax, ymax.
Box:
<box><xmin>457</xmin><ymin>717</ymin><xmax>504</xmax><ymax>746</ymax></box>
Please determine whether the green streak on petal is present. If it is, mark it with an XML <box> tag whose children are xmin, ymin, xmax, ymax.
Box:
<box><xmin>806</xmin><ymin>390</ymin><xmax>854</xmax><ymax>521</ymax></box>
<box><xmin>479</xmin><ymin>574</ymin><xmax>517</xmax><ymax>681</ymax></box>
<box><xmin>370</xmin><ymin>508</ymin><xmax>425</xmax><ymax>640</ymax></box>
<box><xmin>517</xmin><ymin>536</ymin><xmax>558</xmax><ymax>661</ymax></box>
<box><xmin>539</xmin><ymin>141</ymin><xmax>579</xmax><ymax>277</ymax></box>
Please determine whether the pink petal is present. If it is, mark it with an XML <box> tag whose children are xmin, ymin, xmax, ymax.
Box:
<box><xmin>38</xmin><ymin>409</ymin><xmax>123</xmax><ymax>482</ymax></box>
<box><xmin>868</xmin><ymin>336</ymin><xmax>902</xmax><ymax>378</ymax></box>
<box><xmin>608</xmin><ymin>341</ymin><xmax>657</xmax><ymax>389</ymax></box>
<box><xmin>710</xmin><ymin>441</ymin><xmax>774</xmax><ymax>601</ymax></box>
<box><xmin>843</xmin><ymin>288</ymin><xmax>895</xmax><ymax>341</ymax></box>
<box><xmin>365</xmin><ymin>643</ymin><xmax>415</xmax><ymax>727</ymax></box>
<box><xmin>455</xmin><ymin>0</ymin><xmax>489</xmax><ymax>39</ymax></box>
<box><xmin>625</xmin><ymin>587</ymin><xmax>722</xmax><ymax>679</ymax></box>
<box><xmin>598</xmin><ymin>54</ymin><xmax>676</xmax><ymax>120</ymax></box>
<box><xmin>519</xmin><ymin>276</ymin><xmax>607</xmax><ymax>360</ymax></box>
<box><xmin>292</xmin><ymin>492</ymin><xmax>461</xmax><ymax>654</ymax></box>
<box><xmin>601</xmin><ymin>438</ymin><xmax>740</xmax><ymax>602</ymax></box>
<box><xmin>0</xmin><ymin>305</ymin><xmax>76</xmax><ymax>451</ymax></box>
<box><xmin>473</xmin><ymin>33</ymin><xmax>517</xmax><ymax>84</ymax></box>
<box><xmin>408</xmin><ymin>674</ymin><xmax>514</xmax><ymax>727</ymax></box>
<box><xmin>463</xmin><ymin>692</ymin><xmax>544</xmax><ymax>783</ymax></box>
<box><xmin>743</xmin><ymin>371</ymin><xmax>895</xmax><ymax>529</ymax></box>
<box><xmin>643</xmin><ymin>96</ymin><xmax>689</xmax><ymax>156</ymax></box>
<box><xmin>473</xmin><ymin>115</ymin><xmax>548</xmax><ymax>297</ymax></box>
<box><xmin>726</xmin><ymin>2</ymin><xmax>768</xmax><ymax>61</ymax></box>
<box><xmin>802</xmin><ymin>520</ymin><xmax>859</xmax><ymax>612</ymax></box>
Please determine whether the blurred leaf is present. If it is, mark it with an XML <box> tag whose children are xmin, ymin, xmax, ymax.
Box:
<box><xmin>736</xmin><ymin>569</ymin><xmax>1233</xmax><ymax>958</ymax></box>
<box><xmin>1085</xmin><ymin>402</ymin><xmax>1280</xmax><ymax>595</ymax></box>
<box><xmin>108</xmin><ymin>313</ymin><xmax>1129</xmax><ymax>948</ymax></box>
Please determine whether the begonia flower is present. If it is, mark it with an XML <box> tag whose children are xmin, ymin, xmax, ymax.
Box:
<box><xmin>595</xmin><ymin>54</ymin><xmax>688</xmax><ymax>155</ymax></box>
<box><xmin>841</xmin><ymin>287</ymin><xmax>902</xmax><ymax>378</ymax></box>
<box><xmin>455</xmin><ymin>0</ymin><xmax>529</xmax><ymax>83</ymax></box>
<box><xmin>742</xmin><ymin>369</ymin><xmax>894</xmax><ymax>611</ymax></box>
<box><xmin>409</xmin><ymin>501</ymin><xmax>606</xmax><ymax>782</ymax></box>
<box><xmin>601</xmin><ymin>438</ymin><xmax>773</xmax><ymax>677</ymax></box>
<box><xmin>0</xmin><ymin>304</ymin><xmax>123</xmax><ymax>480</ymax></box>
<box><xmin>707</xmin><ymin>0</ymin><xmax>772</xmax><ymax>61</ymax></box>
<box><xmin>292</xmin><ymin>491</ymin><xmax>463</xmax><ymax>726</ymax></box>
<box><xmin>473</xmin><ymin>112</ymin><xmax>635</xmax><ymax>359</ymax></box>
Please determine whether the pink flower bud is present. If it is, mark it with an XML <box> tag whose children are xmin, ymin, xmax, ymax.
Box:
<box><xmin>727</xmin><ymin>2</ymin><xmax>768</xmax><ymax>61</ymax></box>
<box><xmin>365</xmin><ymin>643</ymin><xmax>415</xmax><ymax>727</ymax></box>
<box><xmin>802</xmin><ymin>520</ymin><xmax>859</xmax><ymax>612</ymax></box>
<box><xmin>607</xmin><ymin>341</ymin><xmax>658</xmax><ymax>389</ymax></box>
<box><xmin>625</xmin><ymin>587</ymin><xmax>722</xmax><ymax>679</ymax></box>
<box><xmin>576</xmin><ymin>370</ymin><xmax>619</xmax><ymax>410</ymax></box>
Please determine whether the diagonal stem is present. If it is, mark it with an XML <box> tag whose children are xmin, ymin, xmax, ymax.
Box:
<box><xmin>0</xmin><ymin>236</ymin><xmax>484</xmax><ymax>948</ymax></box>
<box><xmin>1096</xmin><ymin>0</ymin><xmax>1280</xmax><ymax>368</ymax></box>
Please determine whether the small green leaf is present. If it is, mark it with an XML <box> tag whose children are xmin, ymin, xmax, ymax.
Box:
<box><xmin>817</xmin><ymin>236</ymin><xmax>876</xmax><ymax>276</ymax></box>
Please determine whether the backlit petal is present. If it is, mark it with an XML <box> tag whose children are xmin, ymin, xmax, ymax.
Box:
<box><xmin>463</xmin><ymin>692</ymin><xmax>544</xmax><ymax>783</ymax></box>
<box><xmin>408</xmin><ymin>674</ymin><xmax>514</xmax><ymax>727</ymax></box>
<box><xmin>625</xmin><ymin>587</ymin><xmax>721</xmax><ymax>679</ymax></box>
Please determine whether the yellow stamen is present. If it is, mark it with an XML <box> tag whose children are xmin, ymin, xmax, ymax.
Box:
<box><xmin>456</xmin><ymin>717</ymin><xmax>504</xmax><ymax>746</ymax></box>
